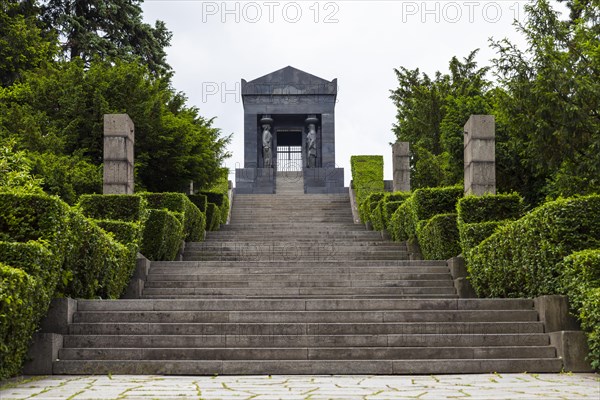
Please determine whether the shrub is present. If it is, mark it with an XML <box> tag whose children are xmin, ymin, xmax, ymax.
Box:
<box><xmin>188</xmin><ymin>194</ymin><xmax>208</xmax><ymax>212</ymax></box>
<box><xmin>0</xmin><ymin>241</ymin><xmax>57</xmax><ymax>312</ymax></box>
<box><xmin>0</xmin><ymin>264</ymin><xmax>40</xmax><ymax>379</ymax></box>
<box><xmin>373</xmin><ymin>192</ymin><xmax>412</xmax><ymax>231</ymax></box>
<box><xmin>201</xmin><ymin>176</ymin><xmax>230</xmax><ymax>224</ymax></box>
<box><xmin>417</xmin><ymin>213</ymin><xmax>461</xmax><ymax>260</ymax></box>
<box><xmin>95</xmin><ymin>220</ymin><xmax>142</xmax><ymax>247</ymax></box>
<box><xmin>457</xmin><ymin>193</ymin><xmax>524</xmax><ymax>256</ymax></box>
<box><xmin>351</xmin><ymin>156</ymin><xmax>384</xmax><ymax>221</ymax></box>
<box><xmin>559</xmin><ymin>250</ymin><xmax>600</xmax><ymax>370</ymax></box>
<box><xmin>141</xmin><ymin>193</ymin><xmax>203</xmax><ymax>241</ymax></box>
<box><xmin>206</xmin><ymin>203</ymin><xmax>221</xmax><ymax>231</ymax></box>
<box><xmin>388</xmin><ymin>186</ymin><xmax>463</xmax><ymax>242</ymax></box>
<box><xmin>60</xmin><ymin>211</ymin><xmax>132</xmax><ymax>299</ymax></box>
<box><xmin>140</xmin><ymin>209</ymin><xmax>184</xmax><ymax>261</ymax></box>
<box><xmin>467</xmin><ymin>195</ymin><xmax>600</xmax><ymax>298</ymax></box>
<box><xmin>360</xmin><ymin>192</ymin><xmax>385</xmax><ymax>226</ymax></box>
<box><xmin>78</xmin><ymin>194</ymin><xmax>147</xmax><ymax>222</ymax></box>
<box><xmin>579</xmin><ymin>288</ymin><xmax>600</xmax><ymax>370</ymax></box>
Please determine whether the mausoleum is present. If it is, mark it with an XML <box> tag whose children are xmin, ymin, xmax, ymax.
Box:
<box><xmin>235</xmin><ymin>66</ymin><xmax>345</xmax><ymax>194</ymax></box>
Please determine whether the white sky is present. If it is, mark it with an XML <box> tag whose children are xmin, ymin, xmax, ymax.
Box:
<box><xmin>141</xmin><ymin>0</ymin><xmax>536</xmax><ymax>186</ymax></box>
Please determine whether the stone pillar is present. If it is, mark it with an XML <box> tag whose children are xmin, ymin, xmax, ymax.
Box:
<box><xmin>464</xmin><ymin>115</ymin><xmax>495</xmax><ymax>196</ymax></box>
<box><xmin>392</xmin><ymin>142</ymin><xmax>410</xmax><ymax>192</ymax></box>
<box><xmin>103</xmin><ymin>114</ymin><xmax>134</xmax><ymax>194</ymax></box>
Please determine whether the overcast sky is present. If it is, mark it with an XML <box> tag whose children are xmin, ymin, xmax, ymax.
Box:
<box><xmin>141</xmin><ymin>0</ymin><xmax>537</xmax><ymax>185</ymax></box>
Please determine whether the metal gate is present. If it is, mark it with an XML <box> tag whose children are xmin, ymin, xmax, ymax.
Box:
<box><xmin>276</xmin><ymin>146</ymin><xmax>302</xmax><ymax>171</ymax></box>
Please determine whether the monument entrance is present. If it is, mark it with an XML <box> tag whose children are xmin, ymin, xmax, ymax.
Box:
<box><xmin>235</xmin><ymin>66</ymin><xmax>345</xmax><ymax>194</ymax></box>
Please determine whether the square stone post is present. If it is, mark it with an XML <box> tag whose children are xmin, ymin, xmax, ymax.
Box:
<box><xmin>392</xmin><ymin>142</ymin><xmax>410</xmax><ymax>192</ymax></box>
<box><xmin>103</xmin><ymin>114</ymin><xmax>134</xmax><ymax>194</ymax></box>
<box><xmin>464</xmin><ymin>115</ymin><xmax>495</xmax><ymax>196</ymax></box>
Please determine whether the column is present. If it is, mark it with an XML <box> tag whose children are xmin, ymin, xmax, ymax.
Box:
<box><xmin>103</xmin><ymin>114</ymin><xmax>134</xmax><ymax>194</ymax></box>
<box><xmin>464</xmin><ymin>115</ymin><xmax>495</xmax><ymax>196</ymax></box>
<box><xmin>392</xmin><ymin>142</ymin><xmax>410</xmax><ymax>192</ymax></box>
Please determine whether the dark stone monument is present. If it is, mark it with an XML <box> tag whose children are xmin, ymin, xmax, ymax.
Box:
<box><xmin>235</xmin><ymin>66</ymin><xmax>345</xmax><ymax>194</ymax></box>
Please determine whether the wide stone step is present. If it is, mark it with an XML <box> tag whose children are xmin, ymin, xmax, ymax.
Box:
<box><xmin>149</xmin><ymin>260</ymin><xmax>449</xmax><ymax>268</ymax></box>
<box><xmin>68</xmin><ymin>321</ymin><xmax>545</xmax><ymax>336</ymax></box>
<box><xmin>185</xmin><ymin>243</ymin><xmax>405</xmax><ymax>251</ymax></box>
<box><xmin>140</xmin><ymin>287</ymin><xmax>457</xmax><ymax>297</ymax></box>
<box><xmin>73</xmin><ymin>310</ymin><xmax>536</xmax><ymax>324</ymax></box>
<box><xmin>182</xmin><ymin>255</ymin><xmax>412</xmax><ymax>262</ymax></box>
<box><xmin>147</xmin><ymin>269</ymin><xmax>450</xmax><ymax>277</ymax></box>
<box><xmin>52</xmin><ymin>358</ymin><xmax>563</xmax><ymax>375</ymax></box>
<box><xmin>63</xmin><ymin>333</ymin><xmax>551</xmax><ymax>349</ymax></box>
<box><xmin>58</xmin><ymin>346</ymin><xmax>556</xmax><ymax>361</ymax></box>
<box><xmin>76</xmin><ymin>298</ymin><xmax>535</xmax><ymax>312</ymax></box>
<box><xmin>143</xmin><ymin>280</ymin><xmax>454</xmax><ymax>289</ymax></box>
<box><xmin>141</xmin><ymin>294</ymin><xmax>459</xmax><ymax>299</ymax></box>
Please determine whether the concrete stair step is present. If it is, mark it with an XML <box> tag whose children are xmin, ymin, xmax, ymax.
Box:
<box><xmin>146</xmin><ymin>270</ymin><xmax>451</xmax><ymax>277</ymax></box>
<box><xmin>182</xmin><ymin>255</ymin><xmax>412</xmax><ymax>261</ymax></box>
<box><xmin>148</xmin><ymin>260</ymin><xmax>449</xmax><ymax>268</ymax></box>
<box><xmin>51</xmin><ymin>358</ymin><xmax>563</xmax><ymax>375</ymax></box>
<box><xmin>68</xmin><ymin>321</ymin><xmax>546</xmax><ymax>336</ymax></box>
<box><xmin>76</xmin><ymin>298</ymin><xmax>535</xmax><ymax>312</ymax></box>
<box><xmin>73</xmin><ymin>310</ymin><xmax>537</xmax><ymax>324</ymax></box>
<box><xmin>143</xmin><ymin>280</ymin><xmax>455</xmax><ymax>288</ymax></box>
<box><xmin>140</xmin><ymin>287</ymin><xmax>458</xmax><ymax>296</ymax></box>
<box><xmin>58</xmin><ymin>346</ymin><xmax>556</xmax><ymax>361</ymax></box>
<box><xmin>63</xmin><ymin>333</ymin><xmax>551</xmax><ymax>348</ymax></box>
<box><xmin>141</xmin><ymin>294</ymin><xmax>460</xmax><ymax>299</ymax></box>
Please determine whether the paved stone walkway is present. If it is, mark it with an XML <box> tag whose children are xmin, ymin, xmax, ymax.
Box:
<box><xmin>0</xmin><ymin>374</ymin><xmax>598</xmax><ymax>399</ymax></box>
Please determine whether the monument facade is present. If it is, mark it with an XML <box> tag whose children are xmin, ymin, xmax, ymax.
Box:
<box><xmin>235</xmin><ymin>66</ymin><xmax>345</xmax><ymax>194</ymax></box>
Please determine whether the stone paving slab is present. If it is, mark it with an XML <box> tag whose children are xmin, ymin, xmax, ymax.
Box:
<box><xmin>0</xmin><ymin>374</ymin><xmax>598</xmax><ymax>399</ymax></box>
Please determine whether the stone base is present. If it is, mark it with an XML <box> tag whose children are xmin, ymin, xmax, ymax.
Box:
<box><xmin>23</xmin><ymin>333</ymin><xmax>63</xmax><ymax>375</ymax></box>
<box><xmin>303</xmin><ymin>167</ymin><xmax>346</xmax><ymax>194</ymax></box>
<box><xmin>549</xmin><ymin>331</ymin><xmax>593</xmax><ymax>372</ymax></box>
<box><xmin>235</xmin><ymin>168</ymin><xmax>275</xmax><ymax>194</ymax></box>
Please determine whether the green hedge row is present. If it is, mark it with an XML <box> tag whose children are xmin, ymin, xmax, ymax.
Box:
<box><xmin>0</xmin><ymin>263</ymin><xmax>39</xmax><ymax>379</ymax></box>
<box><xmin>0</xmin><ymin>193</ymin><xmax>135</xmax><ymax>379</ymax></box>
<box><xmin>389</xmin><ymin>186</ymin><xmax>463</xmax><ymax>242</ymax></box>
<box><xmin>78</xmin><ymin>194</ymin><xmax>148</xmax><ymax>222</ymax></box>
<box><xmin>360</xmin><ymin>192</ymin><xmax>385</xmax><ymax>227</ymax></box>
<box><xmin>141</xmin><ymin>193</ymin><xmax>204</xmax><ymax>241</ymax></box>
<box><xmin>457</xmin><ymin>193</ymin><xmax>523</xmax><ymax>256</ymax></box>
<box><xmin>206</xmin><ymin>203</ymin><xmax>221</xmax><ymax>231</ymax></box>
<box><xmin>187</xmin><ymin>194</ymin><xmax>208</xmax><ymax>213</ymax></box>
<box><xmin>559</xmin><ymin>250</ymin><xmax>600</xmax><ymax>370</ymax></box>
<box><xmin>365</xmin><ymin>192</ymin><xmax>412</xmax><ymax>232</ymax></box>
<box><xmin>467</xmin><ymin>195</ymin><xmax>600</xmax><ymax>298</ymax></box>
<box><xmin>140</xmin><ymin>209</ymin><xmax>184</xmax><ymax>261</ymax></box>
<box><xmin>350</xmin><ymin>156</ymin><xmax>384</xmax><ymax>222</ymax></box>
<box><xmin>417</xmin><ymin>213</ymin><xmax>461</xmax><ymax>260</ymax></box>
<box><xmin>200</xmin><ymin>190</ymin><xmax>229</xmax><ymax>225</ymax></box>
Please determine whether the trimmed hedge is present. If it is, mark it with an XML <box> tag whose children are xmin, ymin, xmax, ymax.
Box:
<box><xmin>457</xmin><ymin>193</ymin><xmax>524</xmax><ymax>256</ymax></box>
<box><xmin>0</xmin><ymin>193</ymin><xmax>136</xmax><ymax>378</ymax></box>
<box><xmin>0</xmin><ymin>264</ymin><xmax>39</xmax><ymax>379</ymax></box>
<box><xmin>389</xmin><ymin>186</ymin><xmax>463</xmax><ymax>242</ymax></box>
<box><xmin>141</xmin><ymin>193</ymin><xmax>204</xmax><ymax>241</ymax></box>
<box><xmin>95</xmin><ymin>220</ymin><xmax>142</xmax><ymax>248</ymax></box>
<box><xmin>580</xmin><ymin>288</ymin><xmax>600</xmax><ymax>370</ymax></box>
<box><xmin>372</xmin><ymin>192</ymin><xmax>412</xmax><ymax>231</ymax></box>
<box><xmin>417</xmin><ymin>213</ymin><xmax>461</xmax><ymax>260</ymax></box>
<box><xmin>188</xmin><ymin>194</ymin><xmax>208</xmax><ymax>213</ymax></box>
<box><xmin>467</xmin><ymin>195</ymin><xmax>600</xmax><ymax>298</ymax></box>
<box><xmin>78</xmin><ymin>194</ymin><xmax>147</xmax><ymax>222</ymax></box>
<box><xmin>360</xmin><ymin>192</ymin><xmax>385</xmax><ymax>227</ymax></box>
<box><xmin>140</xmin><ymin>209</ymin><xmax>184</xmax><ymax>261</ymax></box>
<box><xmin>351</xmin><ymin>156</ymin><xmax>384</xmax><ymax>222</ymax></box>
<box><xmin>201</xmin><ymin>175</ymin><xmax>230</xmax><ymax>224</ymax></box>
<box><xmin>206</xmin><ymin>202</ymin><xmax>221</xmax><ymax>231</ymax></box>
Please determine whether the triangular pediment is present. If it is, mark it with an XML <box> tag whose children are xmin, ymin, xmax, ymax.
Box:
<box><xmin>242</xmin><ymin>66</ymin><xmax>337</xmax><ymax>96</ymax></box>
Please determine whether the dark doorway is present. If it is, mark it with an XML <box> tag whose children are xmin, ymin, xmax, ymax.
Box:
<box><xmin>276</xmin><ymin>130</ymin><xmax>302</xmax><ymax>171</ymax></box>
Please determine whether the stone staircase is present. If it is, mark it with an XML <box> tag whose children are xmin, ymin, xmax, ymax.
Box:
<box><xmin>52</xmin><ymin>187</ymin><xmax>563</xmax><ymax>374</ymax></box>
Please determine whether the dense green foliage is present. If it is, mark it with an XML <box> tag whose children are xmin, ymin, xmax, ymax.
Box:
<box><xmin>389</xmin><ymin>186</ymin><xmax>463</xmax><ymax>242</ymax></box>
<box><xmin>206</xmin><ymin>203</ymin><xmax>221</xmax><ymax>232</ymax></box>
<box><xmin>468</xmin><ymin>196</ymin><xmax>600</xmax><ymax>298</ymax></box>
<box><xmin>417</xmin><ymin>213</ymin><xmax>461</xmax><ymax>260</ymax></box>
<box><xmin>42</xmin><ymin>0</ymin><xmax>172</xmax><ymax>76</ymax></box>
<box><xmin>141</xmin><ymin>192</ymin><xmax>204</xmax><ymax>241</ymax></box>
<box><xmin>350</xmin><ymin>156</ymin><xmax>384</xmax><ymax>222</ymax></box>
<box><xmin>367</xmin><ymin>192</ymin><xmax>411</xmax><ymax>231</ymax></box>
<box><xmin>140</xmin><ymin>209</ymin><xmax>184</xmax><ymax>261</ymax></box>
<box><xmin>390</xmin><ymin>0</ymin><xmax>600</xmax><ymax>204</ymax></box>
<box><xmin>78</xmin><ymin>194</ymin><xmax>147</xmax><ymax>222</ymax></box>
<box><xmin>200</xmin><ymin>175</ymin><xmax>230</xmax><ymax>225</ymax></box>
<box><xmin>0</xmin><ymin>263</ymin><xmax>39</xmax><ymax>379</ymax></box>
<box><xmin>187</xmin><ymin>194</ymin><xmax>208</xmax><ymax>213</ymax></box>
<box><xmin>359</xmin><ymin>192</ymin><xmax>385</xmax><ymax>227</ymax></box>
<box><xmin>579</xmin><ymin>288</ymin><xmax>600</xmax><ymax>370</ymax></box>
<box><xmin>457</xmin><ymin>193</ymin><xmax>523</xmax><ymax>256</ymax></box>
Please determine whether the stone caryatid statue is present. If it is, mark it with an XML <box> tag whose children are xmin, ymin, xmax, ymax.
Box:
<box><xmin>260</xmin><ymin>115</ymin><xmax>273</xmax><ymax>168</ymax></box>
<box><xmin>305</xmin><ymin>115</ymin><xmax>319</xmax><ymax>168</ymax></box>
